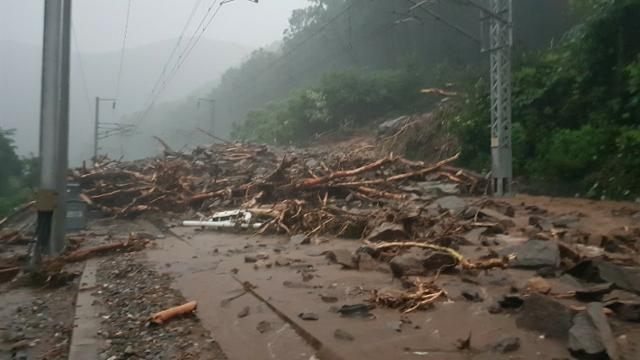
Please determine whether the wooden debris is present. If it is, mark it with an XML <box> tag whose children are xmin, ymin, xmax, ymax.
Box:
<box><xmin>151</xmin><ymin>301</ymin><xmax>198</xmax><ymax>325</ymax></box>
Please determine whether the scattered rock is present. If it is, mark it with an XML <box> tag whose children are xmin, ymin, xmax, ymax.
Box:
<box><xmin>319</xmin><ymin>294</ymin><xmax>339</xmax><ymax>303</ymax></box>
<box><xmin>490</xmin><ymin>337</ymin><xmax>520</xmax><ymax>353</ymax></box>
<box><xmin>567</xmin><ymin>260</ymin><xmax>640</xmax><ymax>294</ymax></box>
<box><xmin>479</xmin><ymin>207</ymin><xmax>513</xmax><ymax>222</ymax></box>
<box><xmin>527</xmin><ymin>277</ymin><xmax>552</xmax><ymax>294</ymax></box>
<box><xmin>501</xmin><ymin>240</ymin><xmax>560</xmax><ymax>269</ymax></box>
<box><xmin>325</xmin><ymin>249</ymin><xmax>357</xmax><ymax>269</ymax></box>
<box><xmin>516</xmin><ymin>293</ymin><xmax>572</xmax><ymax>339</ymax></box>
<box><xmin>333</xmin><ymin>328</ymin><xmax>354</xmax><ymax>341</ymax></box>
<box><xmin>274</xmin><ymin>256</ymin><xmax>291</xmax><ymax>266</ymax></box>
<box><xmin>237</xmin><ymin>306</ymin><xmax>250</xmax><ymax>318</ymax></box>
<box><xmin>389</xmin><ymin>249</ymin><xmax>456</xmax><ymax>278</ymax></box>
<box><xmin>337</xmin><ymin>304</ymin><xmax>373</xmax><ymax>318</ymax></box>
<box><xmin>568</xmin><ymin>303</ymin><xmax>619</xmax><ymax>360</ymax></box>
<box><xmin>356</xmin><ymin>252</ymin><xmax>389</xmax><ymax>273</ymax></box>
<box><xmin>256</xmin><ymin>321</ymin><xmax>272</xmax><ymax>333</ymax></box>
<box><xmin>536</xmin><ymin>266</ymin><xmax>556</xmax><ymax>278</ymax></box>
<box><xmin>498</xmin><ymin>295</ymin><xmax>524</xmax><ymax>309</ymax></box>
<box><xmin>463</xmin><ymin>227</ymin><xmax>487</xmax><ymax>244</ymax></box>
<box><xmin>298</xmin><ymin>312</ymin><xmax>319</xmax><ymax>321</ymax></box>
<box><xmin>606</xmin><ymin>300</ymin><xmax>640</xmax><ymax>322</ymax></box>
<box><xmin>366</xmin><ymin>222</ymin><xmax>407</xmax><ymax>242</ymax></box>
<box><xmin>575</xmin><ymin>283</ymin><xmax>613</xmax><ymax>302</ymax></box>
<box><xmin>529</xmin><ymin>216</ymin><xmax>552</xmax><ymax>231</ymax></box>
<box><xmin>435</xmin><ymin>196</ymin><xmax>467</xmax><ymax>214</ymax></box>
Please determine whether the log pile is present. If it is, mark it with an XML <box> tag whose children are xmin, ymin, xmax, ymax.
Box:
<box><xmin>73</xmin><ymin>142</ymin><xmax>486</xmax><ymax>240</ymax></box>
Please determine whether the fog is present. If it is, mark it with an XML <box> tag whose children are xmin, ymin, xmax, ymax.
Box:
<box><xmin>0</xmin><ymin>0</ymin><xmax>307</xmax><ymax>163</ymax></box>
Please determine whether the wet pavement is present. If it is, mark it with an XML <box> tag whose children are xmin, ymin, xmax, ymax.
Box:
<box><xmin>146</xmin><ymin>228</ymin><xmax>572</xmax><ymax>360</ymax></box>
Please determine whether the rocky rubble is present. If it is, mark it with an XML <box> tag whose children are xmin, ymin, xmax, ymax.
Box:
<box><xmin>95</xmin><ymin>253</ymin><xmax>226</xmax><ymax>360</ymax></box>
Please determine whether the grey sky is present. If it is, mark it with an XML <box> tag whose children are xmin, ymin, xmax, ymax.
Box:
<box><xmin>1</xmin><ymin>0</ymin><xmax>307</xmax><ymax>51</ymax></box>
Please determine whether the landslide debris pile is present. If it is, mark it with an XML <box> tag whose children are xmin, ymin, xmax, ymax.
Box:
<box><xmin>74</xmin><ymin>142</ymin><xmax>485</xmax><ymax>239</ymax></box>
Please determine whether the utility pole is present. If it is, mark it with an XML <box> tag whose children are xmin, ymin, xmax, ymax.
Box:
<box><xmin>487</xmin><ymin>0</ymin><xmax>513</xmax><ymax>196</ymax></box>
<box><xmin>197</xmin><ymin>97</ymin><xmax>216</xmax><ymax>132</ymax></box>
<box><xmin>93</xmin><ymin>97</ymin><xmax>117</xmax><ymax>164</ymax></box>
<box><xmin>34</xmin><ymin>0</ymin><xmax>72</xmax><ymax>262</ymax></box>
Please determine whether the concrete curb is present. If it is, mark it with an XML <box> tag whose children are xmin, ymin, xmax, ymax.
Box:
<box><xmin>68</xmin><ymin>258</ymin><xmax>103</xmax><ymax>360</ymax></box>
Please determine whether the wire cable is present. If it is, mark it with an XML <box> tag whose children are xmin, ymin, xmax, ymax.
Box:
<box><xmin>141</xmin><ymin>0</ymin><xmax>206</xmax><ymax>114</ymax></box>
<box><xmin>71</xmin><ymin>24</ymin><xmax>92</xmax><ymax>108</ymax></box>
<box><xmin>137</xmin><ymin>0</ymin><xmax>226</xmax><ymax>125</ymax></box>
<box><xmin>115</xmin><ymin>0</ymin><xmax>133</xmax><ymax>101</ymax></box>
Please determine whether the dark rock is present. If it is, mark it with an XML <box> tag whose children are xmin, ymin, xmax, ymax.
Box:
<box><xmin>479</xmin><ymin>208</ymin><xmax>513</xmax><ymax>222</ymax></box>
<box><xmin>366</xmin><ymin>222</ymin><xmax>407</xmax><ymax>242</ymax></box>
<box><xmin>334</xmin><ymin>328</ymin><xmax>354</xmax><ymax>341</ymax></box>
<box><xmin>536</xmin><ymin>266</ymin><xmax>556</xmax><ymax>278</ymax></box>
<box><xmin>274</xmin><ymin>256</ymin><xmax>291</xmax><ymax>266</ymax></box>
<box><xmin>606</xmin><ymin>301</ymin><xmax>640</xmax><ymax>322</ymax></box>
<box><xmin>529</xmin><ymin>216</ymin><xmax>552</xmax><ymax>231</ymax></box>
<box><xmin>488</xmin><ymin>303</ymin><xmax>503</xmax><ymax>314</ymax></box>
<box><xmin>389</xmin><ymin>249</ymin><xmax>457</xmax><ymax>278</ymax></box>
<box><xmin>319</xmin><ymin>294</ymin><xmax>338</xmax><ymax>303</ymax></box>
<box><xmin>501</xmin><ymin>240</ymin><xmax>560</xmax><ymax>268</ymax></box>
<box><xmin>461</xmin><ymin>290</ymin><xmax>483</xmax><ymax>302</ymax></box>
<box><xmin>356</xmin><ymin>252</ymin><xmax>389</xmax><ymax>273</ymax></box>
<box><xmin>575</xmin><ymin>283</ymin><xmax>613</xmax><ymax>302</ymax></box>
<box><xmin>237</xmin><ymin>306</ymin><xmax>250</xmax><ymax>318</ymax></box>
<box><xmin>298</xmin><ymin>312</ymin><xmax>319</xmax><ymax>321</ymax></box>
<box><xmin>553</xmin><ymin>215</ymin><xmax>580</xmax><ymax>228</ymax></box>
<box><xmin>498</xmin><ymin>295</ymin><xmax>523</xmax><ymax>309</ymax></box>
<box><xmin>325</xmin><ymin>249</ymin><xmax>356</xmax><ymax>269</ymax></box>
<box><xmin>567</xmin><ymin>260</ymin><xmax>640</xmax><ymax>293</ymax></box>
<box><xmin>463</xmin><ymin>227</ymin><xmax>488</xmax><ymax>244</ymax></box>
<box><xmin>244</xmin><ymin>255</ymin><xmax>257</xmax><ymax>263</ymax></box>
<box><xmin>568</xmin><ymin>303</ymin><xmax>619</xmax><ymax>360</ymax></box>
<box><xmin>389</xmin><ymin>249</ymin><xmax>425</xmax><ymax>277</ymax></box>
<box><xmin>256</xmin><ymin>321</ymin><xmax>272</xmax><ymax>333</ymax></box>
<box><xmin>491</xmin><ymin>337</ymin><xmax>520</xmax><ymax>353</ymax></box>
<box><xmin>516</xmin><ymin>293</ymin><xmax>572</xmax><ymax>339</ymax></box>
<box><xmin>435</xmin><ymin>196</ymin><xmax>467</xmax><ymax>214</ymax></box>
<box><xmin>290</xmin><ymin>234</ymin><xmax>310</xmax><ymax>245</ymax></box>
<box><xmin>337</xmin><ymin>304</ymin><xmax>373</xmax><ymax>318</ymax></box>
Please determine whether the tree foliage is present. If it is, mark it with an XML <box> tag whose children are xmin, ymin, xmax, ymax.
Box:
<box><xmin>450</xmin><ymin>0</ymin><xmax>640</xmax><ymax>198</ymax></box>
<box><xmin>0</xmin><ymin>128</ymin><xmax>37</xmax><ymax>217</ymax></box>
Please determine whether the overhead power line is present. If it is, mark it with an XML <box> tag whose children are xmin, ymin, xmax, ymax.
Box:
<box><xmin>142</xmin><ymin>0</ymin><xmax>206</xmax><ymax>113</ymax></box>
<box><xmin>115</xmin><ymin>0</ymin><xmax>133</xmax><ymax>101</ymax></box>
<box><xmin>137</xmin><ymin>0</ymin><xmax>232</xmax><ymax>125</ymax></box>
<box><xmin>71</xmin><ymin>24</ymin><xmax>91</xmax><ymax>108</ymax></box>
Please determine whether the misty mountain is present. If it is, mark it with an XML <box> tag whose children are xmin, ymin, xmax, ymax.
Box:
<box><xmin>0</xmin><ymin>38</ymin><xmax>251</xmax><ymax>164</ymax></box>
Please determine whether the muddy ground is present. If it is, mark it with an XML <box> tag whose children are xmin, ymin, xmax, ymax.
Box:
<box><xmin>1</xmin><ymin>194</ymin><xmax>639</xmax><ymax>360</ymax></box>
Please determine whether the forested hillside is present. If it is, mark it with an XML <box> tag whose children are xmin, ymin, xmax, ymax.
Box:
<box><xmin>223</xmin><ymin>0</ymin><xmax>640</xmax><ymax>199</ymax></box>
<box><xmin>210</xmin><ymin>0</ymin><xmax>571</xmax><ymax>137</ymax></box>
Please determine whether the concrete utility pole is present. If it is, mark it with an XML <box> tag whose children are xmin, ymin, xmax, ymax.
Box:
<box><xmin>93</xmin><ymin>97</ymin><xmax>117</xmax><ymax>164</ymax></box>
<box><xmin>487</xmin><ymin>0</ymin><xmax>513</xmax><ymax>196</ymax></box>
<box><xmin>35</xmin><ymin>0</ymin><xmax>72</xmax><ymax>260</ymax></box>
<box><xmin>197</xmin><ymin>97</ymin><xmax>216</xmax><ymax>131</ymax></box>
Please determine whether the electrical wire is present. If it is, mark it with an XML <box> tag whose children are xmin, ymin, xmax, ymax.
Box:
<box><xmin>137</xmin><ymin>0</ymin><xmax>227</xmax><ymax>125</ymax></box>
<box><xmin>114</xmin><ymin>0</ymin><xmax>133</xmax><ymax>101</ymax></box>
<box><xmin>141</xmin><ymin>0</ymin><xmax>206</xmax><ymax>115</ymax></box>
<box><xmin>71</xmin><ymin>24</ymin><xmax>91</xmax><ymax>108</ymax></box>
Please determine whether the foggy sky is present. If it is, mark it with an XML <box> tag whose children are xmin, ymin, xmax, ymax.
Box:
<box><xmin>1</xmin><ymin>0</ymin><xmax>307</xmax><ymax>51</ymax></box>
